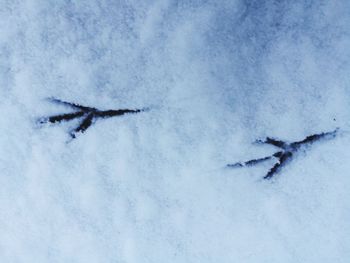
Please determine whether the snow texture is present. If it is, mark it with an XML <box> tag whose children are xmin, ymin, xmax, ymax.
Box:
<box><xmin>0</xmin><ymin>0</ymin><xmax>350</xmax><ymax>262</ymax></box>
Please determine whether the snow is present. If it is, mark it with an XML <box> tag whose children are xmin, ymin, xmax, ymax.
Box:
<box><xmin>0</xmin><ymin>0</ymin><xmax>350</xmax><ymax>262</ymax></box>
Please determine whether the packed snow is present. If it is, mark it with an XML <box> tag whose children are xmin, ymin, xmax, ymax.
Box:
<box><xmin>0</xmin><ymin>0</ymin><xmax>350</xmax><ymax>262</ymax></box>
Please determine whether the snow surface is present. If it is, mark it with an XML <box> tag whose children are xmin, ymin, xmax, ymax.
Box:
<box><xmin>1</xmin><ymin>0</ymin><xmax>350</xmax><ymax>262</ymax></box>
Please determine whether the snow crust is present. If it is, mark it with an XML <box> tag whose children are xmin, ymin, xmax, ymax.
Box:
<box><xmin>0</xmin><ymin>0</ymin><xmax>350</xmax><ymax>262</ymax></box>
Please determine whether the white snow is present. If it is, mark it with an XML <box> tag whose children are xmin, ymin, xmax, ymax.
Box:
<box><xmin>0</xmin><ymin>0</ymin><xmax>350</xmax><ymax>262</ymax></box>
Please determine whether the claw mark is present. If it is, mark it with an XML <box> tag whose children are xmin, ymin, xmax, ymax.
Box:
<box><xmin>227</xmin><ymin>129</ymin><xmax>339</xmax><ymax>179</ymax></box>
<box><xmin>39</xmin><ymin>98</ymin><xmax>147</xmax><ymax>139</ymax></box>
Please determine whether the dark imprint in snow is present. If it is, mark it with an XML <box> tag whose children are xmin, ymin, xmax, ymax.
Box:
<box><xmin>39</xmin><ymin>98</ymin><xmax>147</xmax><ymax>139</ymax></box>
<box><xmin>227</xmin><ymin>129</ymin><xmax>339</xmax><ymax>179</ymax></box>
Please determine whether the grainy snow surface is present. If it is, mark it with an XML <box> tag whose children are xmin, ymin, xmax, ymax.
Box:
<box><xmin>1</xmin><ymin>1</ymin><xmax>350</xmax><ymax>262</ymax></box>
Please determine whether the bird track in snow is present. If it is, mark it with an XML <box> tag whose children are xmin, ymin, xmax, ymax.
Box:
<box><xmin>227</xmin><ymin>129</ymin><xmax>339</xmax><ymax>179</ymax></box>
<box><xmin>38</xmin><ymin>98</ymin><xmax>339</xmax><ymax>180</ymax></box>
<box><xmin>38</xmin><ymin>98</ymin><xmax>148</xmax><ymax>139</ymax></box>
